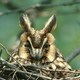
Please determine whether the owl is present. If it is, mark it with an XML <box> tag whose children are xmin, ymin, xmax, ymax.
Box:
<box><xmin>9</xmin><ymin>14</ymin><xmax>71</xmax><ymax>78</ymax></box>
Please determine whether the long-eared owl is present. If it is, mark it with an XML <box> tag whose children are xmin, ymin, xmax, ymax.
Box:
<box><xmin>9</xmin><ymin>14</ymin><xmax>71</xmax><ymax>78</ymax></box>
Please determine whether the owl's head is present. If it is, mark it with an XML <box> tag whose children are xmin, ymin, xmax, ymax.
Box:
<box><xmin>20</xmin><ymin>14</ymin><xmax>56</xmax><ymax>60</ymax></box>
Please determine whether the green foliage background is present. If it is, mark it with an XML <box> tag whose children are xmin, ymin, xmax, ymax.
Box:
<box><xmin>0</xmin><ymin>0</ymin><xmax>80</xmax><ymax>69</ymax></box>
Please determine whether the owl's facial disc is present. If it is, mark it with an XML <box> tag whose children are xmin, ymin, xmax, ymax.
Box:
<box><xmin>25</xmin><ymin>36</ymin><xmax>50</xmax><ymax>60</ymax></box>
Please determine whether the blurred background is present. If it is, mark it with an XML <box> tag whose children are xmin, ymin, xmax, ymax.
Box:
<box><xmin>0</xmin><ymin>0</ymin><xmax>80</xmax><ymax>69</ymax></box>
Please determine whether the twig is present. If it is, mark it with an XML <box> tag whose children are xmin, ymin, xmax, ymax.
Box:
<box><xmin>62</xmin><ymin>75</ymin><xmax>80</xmax><ymax>79</ymax></box>
<box><xmin>12</xmin><ymin>69</ymin><xmax>17</xmax><ymax>80</ymax></box>
<box><xmin>66</xmin><ymin>48</ymin><xmax>80</xmax><ymax>63</ymax></box>
<box><xmin>0</xmin><ymin>49</ymin><xmax>2</xmax><ymax>57</ymax></box>
<box><xmin>0</xmin><ymin>77</ymin><xmax>6</xmax><ymax>80</ymax></box>
<box><xmin>0</xmin><ymin>43</ymin><xmax>18</xmax><ymax>68</ymax></box>
<box><xmin>21</xmin><ymin>66</ymin><xmax>32</xmax><ymax>80</ymax></box>
<box><xmin>0</xmin><ymin>48</ymin><xmax>16</xmax><ymax>68</ymax></box>
<box><xmin>36</xmin><ymin>76</ymin><xmax>39</xmax><ymax>80</ymax></box>
<box><xmin>27</xmin><ymin>74</ymin><xmax>32</xmax><ymax>80</ymax></box>
<box><xmin>0</xmin><ymin>58</ymin><xmax>16</xmax><ymax>68</ymax></box>
<box><xmin>24</xmin><ymin>64</ymin><xmax>80</xmax><ymax>74</ymax></box>
<box><xmin>4</xmin><ymin>68</ymin><xmax>52</xmax><ymax>80</ymax></box>
<box><xmin>0</xmin><ymin>43</ymin><xmax>11</xmax><ymax>57</ymax></box>
<box><xmin>0</xmin><ymin>43</ymin><xmax>22</xmax><ymax>65</ymax></box>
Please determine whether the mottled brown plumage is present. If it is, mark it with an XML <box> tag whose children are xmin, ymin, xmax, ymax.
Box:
<box><xmin>9</xmin><ymin>14</ymin><xmax>71</xmax><ymax>78</ymax></box>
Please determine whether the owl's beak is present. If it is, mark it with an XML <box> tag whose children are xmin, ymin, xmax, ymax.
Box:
<box><xmin>31</xmin><ymin>48</ymin><xmax>43</xmax><ymax>60</ymax></box>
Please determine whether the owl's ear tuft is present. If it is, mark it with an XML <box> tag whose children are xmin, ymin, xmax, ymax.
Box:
<box><xmin>20</xmin><ymin>14</ymin><xmax>33</xmax><ymax>33</ymax></box>
<box><xmin>42</xmin><ymin>15</ymin><xmax>56</xmax><ymax>35</ymax></box>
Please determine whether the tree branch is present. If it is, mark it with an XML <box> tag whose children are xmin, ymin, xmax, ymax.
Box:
<box><xmin>35</xmin><ymin>1</ymin><xmax>80</xmax><ymax>8</ymax></box>
<box><xmin>66</xmin><ymin>48</ymin><xmax>80</xmax><ymax>63</ymax></box>
<box><xmin>0</xmin><ymin>1</ymin><xmax>80</xmax><ymax>16</ymax></box>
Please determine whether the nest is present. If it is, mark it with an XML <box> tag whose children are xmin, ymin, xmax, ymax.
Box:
<box><xmin>0</xmin><ymin>58</ymin><xmax>80</xmax><ymax>80</ymax></box>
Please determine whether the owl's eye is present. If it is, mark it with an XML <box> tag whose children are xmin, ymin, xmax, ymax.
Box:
<box><xmin>42</xmin><ymin>42</ymin><xmax>50</xmax><ymax>53</ymax></box>
<box><xmin>43</xmin><ymin>42</ymin><xmax>50</xmax><ymax>49</ymax></box>
<box><xmin>24</xmin><ymin>40</ymin><xmax>31</xmax><ymax>48</ymax></box>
